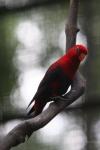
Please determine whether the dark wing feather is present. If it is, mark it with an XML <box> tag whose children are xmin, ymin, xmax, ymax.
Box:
<box><xmin>27</xmin><ymin>105</ymin><xmax>35</xmax><ymax>116</ymax></box>
<box><xmin>27</xmin><ymin>63</ymin><xmax>60</xmax><ymax>110</ymax></box>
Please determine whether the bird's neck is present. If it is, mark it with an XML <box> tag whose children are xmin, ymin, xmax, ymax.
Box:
<box><xmin>59</xmin><ymin>54</ymin><xmax>80</xmax><ymax>80</ymax></box>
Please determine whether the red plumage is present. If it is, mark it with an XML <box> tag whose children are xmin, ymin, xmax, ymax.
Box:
<box><xmin>27</xmin><ymin>45</ymin><xmax>88</xmax><ymax>116</ymax></box>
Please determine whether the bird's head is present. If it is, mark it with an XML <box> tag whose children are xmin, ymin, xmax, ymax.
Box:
<box><xmin>68</xmin><ymin>44</ymin><xmax>88</xmax><ymax>62</ymax></box>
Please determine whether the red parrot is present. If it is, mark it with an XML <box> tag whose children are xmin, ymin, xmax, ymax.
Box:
<box><xmin>27</xmin><ymin>44</ymin><xmax>88</xmax><ymax>116</ymax></box>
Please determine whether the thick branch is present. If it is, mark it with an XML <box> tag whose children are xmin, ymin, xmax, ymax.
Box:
<box><xmin>0</xmin><ymin>0</ymin><xmax>86</xmax><ymax>149</ymax></box>
<box><xmin>65</xmin><ymin>0</ymin><xmax>79</xmax><ymax>50</ymax></box>
<box><xmin>0</xmin><ymin>72</ymin><xmax>85</xmax><ymax>150</ymax></box>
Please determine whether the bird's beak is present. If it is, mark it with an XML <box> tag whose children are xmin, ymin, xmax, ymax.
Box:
<box><xmin>79</xmin><ymin>53</ymin><xmax>86</xmax><ymax>61</ymax></box>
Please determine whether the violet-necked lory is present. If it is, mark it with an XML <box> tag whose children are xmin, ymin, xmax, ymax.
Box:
<box><xmin>27</xmin><ymin>44</ymin><xmax>88</xmax><ymax>116</ymax></box>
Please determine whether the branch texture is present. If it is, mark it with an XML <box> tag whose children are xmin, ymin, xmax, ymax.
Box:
<box><xmin>0</xmin><ymin>0</ymin><xmax>86</xmax><ymax>149</ymax></box>
<box><xmin>0</xmin><ymin>72</ymin><xmax>85</xmax><ymax>150</ymax></box>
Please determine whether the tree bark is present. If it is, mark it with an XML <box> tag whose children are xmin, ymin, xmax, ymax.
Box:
<box><xmin>0</xmin><ymin>0</ymin><xmax>86</xmax><ymax>149</ymax></box>
<box><xmin>65</xmin><ymin>0</ymin><xmax>79</xmax><ymax>50</ymax></box>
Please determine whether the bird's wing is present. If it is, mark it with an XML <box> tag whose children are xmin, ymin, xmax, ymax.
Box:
<box><xmin>37</xmin><ymin>64</ymin><xmax>61</xmax><ymax>90</ymax></box>
<box><xmin>27</xmin><ymin>64</ymin><xmax>61</xmax><ymax>111</ymax></box>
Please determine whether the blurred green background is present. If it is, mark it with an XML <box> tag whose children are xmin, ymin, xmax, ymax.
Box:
<box><xmin>0</xmin><ymin>0</ymin><xmax>100</xmax><ymax>150</ymax></box>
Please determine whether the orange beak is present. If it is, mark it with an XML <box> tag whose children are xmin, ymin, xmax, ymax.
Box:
<box><xmin>79</xmin><ymin>53</ymin><xmax>86</xmax><ymax>61</ymax></box>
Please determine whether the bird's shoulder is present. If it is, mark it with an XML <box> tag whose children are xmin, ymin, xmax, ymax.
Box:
<box><xmin>37</xmin><ymin>63</ymin><xmax>61</xmax><ymax>89</ymax></box>
<box><xmin>37</xmin><ymin>55</ymin><xmax>69</xmax><ymax>89</ymax></box>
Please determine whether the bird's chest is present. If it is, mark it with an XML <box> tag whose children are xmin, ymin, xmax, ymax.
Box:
<box><xmin>60</xmin><ymin>60</ymin><xmax>79</xmax><ymax>80</ymax></box>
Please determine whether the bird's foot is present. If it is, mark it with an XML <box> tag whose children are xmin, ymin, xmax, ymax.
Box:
<box><xmin>51</xmin><ymin>96</ymin><xmax>67</xmax><ymax>101</ymax></box>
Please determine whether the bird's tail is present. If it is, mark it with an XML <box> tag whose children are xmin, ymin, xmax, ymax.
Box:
<box><xmin>27</xmin><ymin>98</ymin><xmax>35</xmax><ymax>116</ymax></box>
<box><xmin>27</xmin><ymin>99</ymin><xmax>46</xmax><ymax>117</ymax></box>
<box><xmin>27</xmin><ymin>105</ymin><xmax>35</xmax><ymax>116</ymax></box>
<box><xmin>27</xmin><ymin>98</ymin><xmax>35</xmax><ymax>109</ymax></box>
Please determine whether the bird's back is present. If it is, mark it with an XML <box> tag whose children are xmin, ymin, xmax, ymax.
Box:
<box><xmin>33</xmin><ymin>55</ymin><xmax>73</xmax><ymax>101</ymax></box>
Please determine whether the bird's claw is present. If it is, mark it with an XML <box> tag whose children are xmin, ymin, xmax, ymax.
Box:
<box><xmin>51</xmin><ymin>96</ymin><xmax>66</xmax><ymax>101</ymax></box>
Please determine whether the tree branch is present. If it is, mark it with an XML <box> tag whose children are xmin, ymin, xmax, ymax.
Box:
<box><xmin>65</xmin><ymin>0</ymin><xmax>79</xmax><ymax>50</ymax></box>
<box><xmin>0</xmin><ymin>0</ymin><xmax>86</xmax><ymax>149</ymax></box>
<box><xmin>0</xmin><ymin>72</ymin><xmax>85</xmax><ymax>150</ymax></box>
